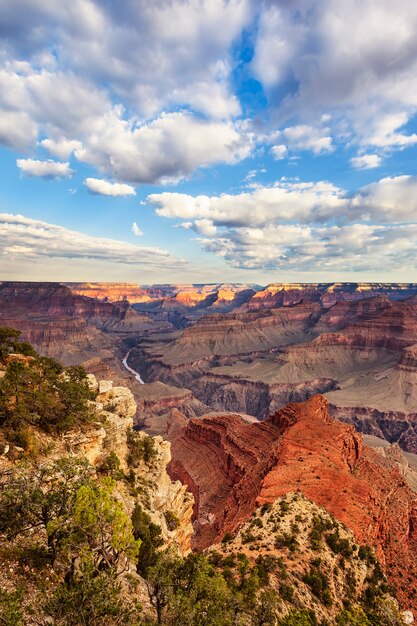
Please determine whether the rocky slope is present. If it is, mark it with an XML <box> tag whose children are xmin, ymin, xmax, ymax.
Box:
<box><xmin>0</xmin><ymin>374</ymin><xmax>194</xmax><ymax>555</ymax></box>
<box><xmin>211</xmin><ymin>493</ymin><xmax>413</xmax><ymax>625</ymax></box>
<box><xmin>167</xmin><ymin>395</ymin><xmax>417</xmax><ymax>613</ymax></box>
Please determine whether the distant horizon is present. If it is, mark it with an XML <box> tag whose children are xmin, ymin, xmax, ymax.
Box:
<box><xmin>3</xmin><ymin>279</ymin><xmax>417</xmax><ymax>288</ymax></box>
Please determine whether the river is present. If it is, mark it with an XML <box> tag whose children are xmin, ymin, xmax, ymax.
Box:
<box><xmin>122</xmin><ymin>348</ymin><xmax>145</xmax><ymax>384</ymax></box>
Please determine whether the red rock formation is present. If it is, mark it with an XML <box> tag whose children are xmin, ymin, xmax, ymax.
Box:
<box><xmin>168</xmin><ymin>395</ymin><xmax>417</xmax><ymax>612</ymax></box>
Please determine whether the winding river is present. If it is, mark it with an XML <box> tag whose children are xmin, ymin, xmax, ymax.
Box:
<box><xmin>122</xmin><ymin>348</ymin><xmax>145</xmax><ymax>384</ymax></box>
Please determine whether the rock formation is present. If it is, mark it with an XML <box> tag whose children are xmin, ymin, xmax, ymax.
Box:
<box><xmin>0</xmin><ymin>375</ymin><xmax>194</xmax><ymax>555</ymax></box>
<box><xmin>168</xmin><ymin>395</ymin><xmax>417</xmax><ymax>612</ymax></box>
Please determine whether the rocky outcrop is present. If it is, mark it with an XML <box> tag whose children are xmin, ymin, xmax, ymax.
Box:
<box><xmin>168</xmin><ymin>395</ymin><xmax>417</xmax><ymax>612</ymax></box>
<box><xmin>133</xmin><ymin>381</ymin><xmax>209</xmax><ymax>435</ymax></box>
<box><xmin>0</xmin><ymin>376</ymin><xmax>194</xmax><ymax>555</ymax></box>
<box><xmin>212</xmin><ymin>493</ymin><xmax>411</xmax><ymax>624</ymax></box>
<box><xmin>188</xmin><ymin>372</ymin><xmax>337</xmax><ymax>419</ymax></box>
<box><xmin>330</xmin><ymin>404</ymin><xmax>417</xmax><ymax>453</ymax></box>
<box><xmin>247</xmin><ymin>282</ymin><xmax>417</xmax><ymax>309</ymax></box>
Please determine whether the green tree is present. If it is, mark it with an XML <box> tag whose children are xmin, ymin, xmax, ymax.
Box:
<box><xmin>0</xmin><ymin>589</ymin><xmax>24</xmax><ymax>626</ymax></box>
<box><xmin>51</xmin><ymin>477</ymin><xmax>140</xmax><ymax>577</ymax></box>
<box><xmin>0</xmin><ymin>352</ymin><xmax>94</xmax><ymax>433</ymax></box>
<box><xmin>279</xmin><ymin>610</ymin><xmax>317</xmax><ymax>626</ymax></box>
<box><xmin>43</xmin><ymin>568</ymin><xmax>142</xmax><ymax>626</ymax></box>
<box><xmin>252</xmin><ymin>589</ymin><xmax>280</xmax><ymax>626</ymax></box>
<box><xmin>132</xmin><ymin>504</ymin><xmax>164</xmax><ymax>577</ymax></box>
<box><xmin>0</xmin><ymin>457</ymin><xmax>92</xmax><ymax>563</ymax></box>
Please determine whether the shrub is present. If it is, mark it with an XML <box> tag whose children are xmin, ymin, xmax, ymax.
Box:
<box><xmin>0</xmin><ymin>338</ymin><xmax>94</xmax><ymax>434</ymax></box>
<box><xmin>302</xmin><ymin>566</ymin><xmax>332</xmax><ymax>606</ymax></box>
<box><xmin>0</xmin><ymin>588</ymin><xmax>24</xmax><ymax>626</ymax></box>
<box><xmin>164</xmin><ymin>509</ymin><xmax>180</xmax><ymax>531</ymax></box>
<box><xmin>280</xmin><ymin>583</ymin><xmax>294</xmax><ymax>601</ymax></box>
<box><xmin>127</xmin><ymin>430</ymin><xmax>157</xmax><ymax>467</ymax></box>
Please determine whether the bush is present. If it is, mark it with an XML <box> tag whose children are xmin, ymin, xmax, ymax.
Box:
<box><xmin>43</xmin><ymin>570</ymin><xmax>142</xmax><ymax>626</ymax></box>
<box><xmin>302</xmin><ymin>566</ymin><xmax>332</xmax><ymax>606</ymax></box>
<box><xmin>0</xmin><ymin>336</ymin><xmax>94</xmax><ymax>434</ymax></box>
<box><xmin>164</xmin><ymin>509</ymin><xmax>180</xmax><ymax>531</ymax></box>
<box><xmin>127</xmin><ymin>430</ymin><xmax>157</xmax><ymax>467</ymax></box>
<box><xmin>326</xmin><ymin>532</ymin><xmax>353</xmax><ymax>557</ymax></box>
<box><xmin>100</xmin><ymin>452</ymin><xmax>124</xmax><ymax>480</ymax></box>
<box><xmin>279</xmin><ymin>610</ymin><xmax>317</xmax><ymax>626</ymax></box>
<box><xmin>280</xmin><ymin>583</ymin><xmax>294</xmax><ymax>601</ymax></box>
<box><xmin>0</xmin><ymin>588</ymin><xmax>24</xmax><ymax>626</ymax></box>
<box><xmin>131</xmin><ymin>504</ymin><xmax>163</xmax><ymax>577</ymax></box>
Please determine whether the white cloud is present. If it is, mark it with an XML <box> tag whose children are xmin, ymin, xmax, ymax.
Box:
<box><xmin>84</xmin><ymin>177</ymin><xmax>136</xmax><ymax>197</ymax></box>
<box><xmin>149</xmin><ymin>180</ymin><xmax>347</xmax><ymax>227</ymax></box>
<box><xmin>271</xmin><ymin>144</ymin><xmax>287</xmax><ymax>160</ymax></box>
<box><xmin>0</xmin><ymin>0</ymin><xmax>251</xmax><ymax>120</ymax></box>
<box><xmin>0</xmin><ymin>213</ymin><xmax>186</xmax><ymax>270</ymax></box>
<box><xmin>0</xmin><ymin>109</ymin><xmax>38</xmax><ymax>150</ymax></box>
<box><xmin>281</xmin><ymin>125</ymin><xmax>334</xmax><ymax>154</ymax></box>
<box><xmin>40</xmin><ymin>137</ymin><xmax>82</xmax><ymax>159</ymax></box>
<box><xmin>76</xmin><ymin>112</ymin><xmax>253</xmax><ymax>184</ymax></box>
<box><xmin>353</xmin><ymin>175</ymin><xmax>417</xmax><ymax>222</ymax></box>
<box><xmin>350</xmin><ymin>154</ymin><xmax>382</xmax><ymax>170</ymax></box>
<box><xmin>148</xmin><ymin>174</ymin><xmax>417</xmax><ymax>272</ymax></box>
<box><xmin>16</xmin><ymin>158</ymin><xmax>73</xmax><ymax>178</ymax></box>
<box><xmin>252</xmin><ymin>1</ymin><xmax>417</xmax><ymax>150</ymax></box>
<box><xmin>132</xmin><ymin>222</ymin><xmax>143</xmax><ymax>237</ymax></box>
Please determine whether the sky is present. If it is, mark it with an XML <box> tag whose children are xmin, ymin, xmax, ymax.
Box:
<box><xmin>1</xmin><ymin>0</ymin><xmax>417</xmax><ymax>284</ymax></box>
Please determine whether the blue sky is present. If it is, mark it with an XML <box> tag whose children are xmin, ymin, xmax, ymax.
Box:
<box><xmin>1</xmin><ymin>0</ymin><xmax>417</xmax><ymax>283</ymax></box>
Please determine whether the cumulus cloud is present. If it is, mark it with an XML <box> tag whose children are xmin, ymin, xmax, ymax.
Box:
<box><xmin>149</xmin><ymin>180</ymin><xmax>348</xmax><ymax>227</ymax></box>
<box><xmin>0</xmin><ymin>213</ymin><xmax>186</xmax><ymax>269</ymax></box>
<box><xmin>132</xmin><ymin>222</ymin><xmax>143</xmax><ymax>237</ymax></box>
<box><xmin>353</xmin><ymin>175</ymin><xmax>417</xmax><ymax>222</ymax></box>
<box><xmin>84</xmin><ymin>178</ymin><xmax>136</xmax><ymax>197</ymax></box>
<box><xmin>0</xmin><ymin>0</ymin><xmax>250</xmax><ymax>120</ymax></box>
<box><xmin>350</xmin><ymin>154</ymin><xmax>382</xmax><ymax>170</ymax></box>
<box><xmin>252</xmin><ymin>0</ymin><xmax>417</xmax><ymax>150</ymax></box>
<box><xmin>273</xmin><ymin>125</ymin><xmax>334</xmax><ymax>155</ymax></box>
<box><xmin>40</xmin><ymin>137</ymin><xmax>82</xmax><ymax>159</ymax></box>
<box><xmin>0</xmin><ymin>1</ymin><xmax>254</xmax><ymax>184</ymax></box>
<box><xmin>148</xmin><ymin>174</ymin><xmax>417</xmax><ymax>272</ymax></box>
<box><xmin>16</xmin><ymin>158</ymin><xmax>73</xmax><ymax>178</ymax></box>
<box><xmin>76</xmin><ymin>112</ymin><xmax>253</xmax><ymax>184</ymax></box>
<box><xmin>271</xmin><ymin>144</ymin><xmax>287</xmax><ymax>160</ymax></box>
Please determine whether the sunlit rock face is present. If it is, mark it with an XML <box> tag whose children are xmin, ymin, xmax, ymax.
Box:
<box><xmin>168</xmin><ymin>395</ymin><xmax>417</xmax><ymax>613</ymax></box>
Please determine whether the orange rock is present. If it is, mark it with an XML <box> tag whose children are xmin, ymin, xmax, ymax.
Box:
<box><xmin>168</xmin><ymin>395</ymin><xmax>417</xmax><ymax>613</ymax></box>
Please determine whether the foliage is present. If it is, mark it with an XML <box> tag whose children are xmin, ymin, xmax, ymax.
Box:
<box><xmin>0</xmin><ymin>589</ymin><xmax>24</xmax><ymax>626</ymax></box>
<box><xmin>302</xmin><ymin>565</ymin><xmax>332</xmax><ymax>606</ymax></box>
<box><xmin>132</xmin><ymin>503</ymin><xmax>163</xmax><ymax>577</ymax></box>
<box><xmin>50</xmin><ymin>477</ymin><xmax>140</xmax><ymax>576</ymax></box>
<box><xmin>0</xmin><ymin>331</ymin><xmax>94</xmax><ymax>434</ymax></box>
<box><xmin>164</xmin><ymin>510</ymin><xmax>180</xmax><ymax>531</ymax></box>
<box><xmin>43</xmin><ymin>568</ymin><xmax>142</xmax><ymax>626</ymax></box>
<box><xmin>127</xmin><ymin>429</ymin><xmax>158</xmax><ymax>467</ymax></box>
<box><xmin>0</xmin><ymin>457</ymin><xmax>92</xmax><ymax>562</ymax></box>
<box><xmin>326</xmin><ymin>532</ymin><xmax>353</xmax><ymax>557</ymax></box>
<box><xmin>336</xmin><ymin>607</ymin><xmax>371</xmax><ymax>625</ymax></box>
<box><xmin>0</xmin><ymin>327</ymin><xmax>36</xmax><ymax>363</ymax></box>
<box><xmin>278</xmin><ymin>610</ymin><xmax>318</xmax><ymax>626</ymax></box>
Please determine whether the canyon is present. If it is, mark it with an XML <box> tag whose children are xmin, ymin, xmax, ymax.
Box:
<box><xmin>3</xmin><ymin>281</ymin><xmax>417</xmax><ymax>620</ymax></box>
<box><xmin>3</xmin><ymin>280</ymin><xmax>417</xmax><ymax>451</ymax></box>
